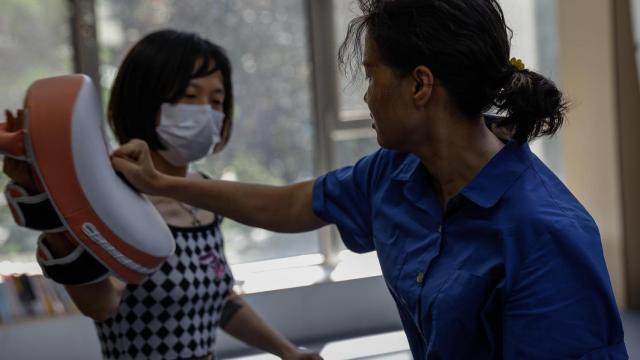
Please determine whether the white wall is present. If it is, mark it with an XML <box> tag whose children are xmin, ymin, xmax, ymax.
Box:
<box><xmin>0</xmin><ymin>276</ymin><xmax>402</xmax><ymax>359</ymax></box>
<box><xmin>501</xmin><ymin>0</ymin><xmax>539</xmax><ymax>70</ymax></box>
<box><xmin>632</xmin><ymin>0</ymin><xmax>640</xmax><ymax>73</ymax></box>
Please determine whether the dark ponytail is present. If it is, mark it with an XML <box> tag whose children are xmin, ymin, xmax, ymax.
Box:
<box><xmin>339</xmin><ymin>0</ymin><xmax>568</xmax><ymax>144</ymax></box>
<box><xmin>493</xmin><ymin>68</ymin><xmax>567</xmax><ymax>143</ymax></box>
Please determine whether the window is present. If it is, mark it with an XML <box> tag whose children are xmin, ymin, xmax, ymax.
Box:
<box><xmin>331</xmin><ymin>0</ymin><xmax>378</xmax><ymax>169</ymax></box>
<box><xmin>0</xmin><ymin>0</ymin><xmax>72</xmax><ymax>261</ymax></box>
<box><xmin>96</xmin><ymin>0</ymin><xmax>318</xmax><ymax>264</ymax></box>
<box><xmin>0</xmin><ymin>0</ymin><xmax>562</xmax><ymax>272</ymax></box>
<box><xmin>334</xmin><ymin>0</ymin><xmax>368</xmax><ymax>116</ymax></box>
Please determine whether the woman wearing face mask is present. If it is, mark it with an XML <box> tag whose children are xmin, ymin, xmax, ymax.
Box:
<box><xmin>2</xmin><ymin>29</ymin><xmax>320</xmax><ymax>360</ymax></box>
<box><xmin>112</xmin><ymin>1</ymin><xmax>627</xmax><ymax>359</ymax></box>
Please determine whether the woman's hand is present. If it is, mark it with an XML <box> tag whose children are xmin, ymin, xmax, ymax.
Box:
<box><xmin>111</xmin><ymin>139</ymin><xmax>166</xmax><ymax>195</ymax></box>
<box><xmin>3</xmin><ymin>110</ymin><xmax>79</xmax><ymax>253</ymax></box>
<box><xmin>2</xmin><ymin>110</ymin><xmax>37</xmax><ymax>192</ymax></box>
<box><xmin>3</xmin><ymin>156</ymin><xmax>36</xmax><ymax>191</ymax></box>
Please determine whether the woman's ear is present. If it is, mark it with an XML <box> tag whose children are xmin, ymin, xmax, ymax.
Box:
<box><xmin>412</xmin><ymin>65</ymin><xmax>434</xmax><ymax>107</ymax></box>
<box><xmin>489</xmin><ymin>122</ymin><xmax>515</xmax><ymax>142</ymax></box>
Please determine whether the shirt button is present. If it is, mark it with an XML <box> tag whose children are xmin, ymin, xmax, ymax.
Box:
<box><xmin>416</xmin><ymin>272</ymin><xmax>425</xmax><ymax>284</ymax></box>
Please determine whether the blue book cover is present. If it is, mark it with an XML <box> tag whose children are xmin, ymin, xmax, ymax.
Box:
<box><xmin>0</xmin><ymin>281</ymin><xmax>14</xmax><ymax>323</ymax></box>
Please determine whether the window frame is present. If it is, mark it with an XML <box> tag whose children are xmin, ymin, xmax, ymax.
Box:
<box><xmin>50</xmin><ymin>0</ymin><xmax>559</xmax><ymax>272</ymax></box>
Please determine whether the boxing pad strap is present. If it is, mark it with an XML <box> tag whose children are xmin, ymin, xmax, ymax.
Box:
<box><xmin>4</xmin><ymin>181</ymin><xmax>65</xmax><ymax>232</ymax></box>
<box><xmin>37</xmin><ymin>234</ymin><xmax>110</xmax><ymax>286</ymax></box>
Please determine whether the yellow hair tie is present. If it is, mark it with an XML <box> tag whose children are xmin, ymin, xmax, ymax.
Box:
<box><xmin>510</xmin><ymin>57</ymin><xmax>526</xmax><ymax>71</ymax></box>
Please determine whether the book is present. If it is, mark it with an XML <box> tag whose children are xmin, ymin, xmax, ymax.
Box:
<box><xmin>0</xmin><ymin>280</ymin><xmax>13</xmax><ymax>323</ymax></box>
<box><xmin>0</xmin><ymin>273</ymin><xmax>78</xmax><ymax>325</ymax></box>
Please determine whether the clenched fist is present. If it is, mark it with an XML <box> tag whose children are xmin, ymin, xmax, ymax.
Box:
<box><xmin>111</xmin><ymin>139</ymin><xmax>166</xmax><ymax>195</ymax></box>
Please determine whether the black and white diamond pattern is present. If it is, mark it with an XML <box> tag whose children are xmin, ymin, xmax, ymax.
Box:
<box><xmin>95</xmin><ymin>217</ymin><xmax>234</xmax><ymax>359</ymax></box>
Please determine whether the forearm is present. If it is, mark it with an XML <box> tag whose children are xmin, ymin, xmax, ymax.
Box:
<box><xmin>65</xmin><ymin>276</ymin><xmax>125</xmax><ymax>321</ymax></box>
<box><xmin>42</xmin><ymin>233</ymin><xmax>125</xmax><ymax>321</ymax></box>
<box><xmin>221</xmin><ymin>294</ymin><xmax>297</xmax><ymax>357</ymax></box>
<box><xmin>158</xmin><ymin>177</ymin><xmax>326</xmax><ymax>233</ymax></box>
<box><xmin>112</xmin><ymin>140</ymin><xmax>326</xmax><ymax>232</ymax></box>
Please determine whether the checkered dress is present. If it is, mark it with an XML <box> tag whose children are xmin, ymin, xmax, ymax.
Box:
<box><xmin>95</xmin><ymin>216</ymin><xmax>234</xmax><ymax>359</ymax></box>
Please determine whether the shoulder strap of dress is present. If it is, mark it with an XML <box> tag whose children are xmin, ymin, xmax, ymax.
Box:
<box><xmin>196</xmin><ymin>170</ymin><xmax>213</xmax><ymax>180</ymax></box>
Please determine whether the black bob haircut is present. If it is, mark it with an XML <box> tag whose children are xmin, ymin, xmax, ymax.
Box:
<box><xmin>108</xmin><ymin>29</ymin><xmax>234</xmax><ymax>152</ymax></box>
<box><xmin>339</xmin><ymin>0</ymin><xmax>567</xmax><ymax>144</ymax></box>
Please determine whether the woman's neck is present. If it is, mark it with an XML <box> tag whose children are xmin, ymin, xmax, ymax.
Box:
<box><xmin>146</xmin><ymin>151</ymin><xmax>188</xmax><ymax>208</ymax></box>
<box><xmin>150</xmin><ymin>151</ymin><xmax>188</xmax><ymax>178</ymax></box>
<box><xmin>413</xmin><ymin>113</ymin><xmax>504</xmax><ymax>209</ymax></box>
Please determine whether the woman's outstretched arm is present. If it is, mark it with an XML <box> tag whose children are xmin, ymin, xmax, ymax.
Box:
<box><xmin>3</xmin><ymin>151</ymin><xmax>125</xmax><ymax>322</ymax></box>
<box><xmin>112</xmin><ymin>139</ymin><xmax>327</xmax><ymax>233</ymax></box>
<box><xmin>221</xmin><ymin>291</ymin><xmax>322</xmax><ymax>359</ymax></box>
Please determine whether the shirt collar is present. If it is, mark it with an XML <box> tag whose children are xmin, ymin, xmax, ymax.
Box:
<box><xmin>390</xmin><ymin>153</ymin><xmax>422</xmax><ymax>181</ymax></box>
<box><xmin>390</xmin><ymin>141</ymin><xmax>532</xmax><ymax>208</ymax></box>
<box><xmin>460</xmin><ymin>141</ymin><xmax>532</xmax><ymax>208</ymax></box>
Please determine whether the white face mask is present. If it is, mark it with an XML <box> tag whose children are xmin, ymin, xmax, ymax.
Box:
<box><xmin>156</xmin><ymin>103</ymin><xmax>225</xmax><ymax>166</ymax></box>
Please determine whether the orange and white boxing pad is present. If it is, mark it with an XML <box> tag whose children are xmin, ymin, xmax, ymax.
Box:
<box><xmin>0</xmin><ymin>74</ymin><xmax>174</xmax><ymax>283</ymax></box>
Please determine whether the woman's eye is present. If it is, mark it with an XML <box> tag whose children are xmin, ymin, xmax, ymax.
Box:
<box><xmin>184</xmin><ymin>94</ymin><xmax>197</xmax><ymax>99</ymax></box>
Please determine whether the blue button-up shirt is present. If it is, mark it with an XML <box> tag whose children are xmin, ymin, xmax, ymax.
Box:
<box><xmin>312</xmin><ymin>142</ymin><xmax>627</xmax><ymax>359</ymax></box>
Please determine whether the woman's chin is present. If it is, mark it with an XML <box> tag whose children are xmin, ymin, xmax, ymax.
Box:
<box><xmin>375</xmin><ymin>132</ymin><xmax>388</xmax><ymax>149</ymax></box>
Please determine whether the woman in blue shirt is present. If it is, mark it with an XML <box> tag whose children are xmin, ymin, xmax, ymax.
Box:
<box><xmin>112</xmin><ymin>0</ymin><xmax>627</xmax><ymax>358</ymax></box>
